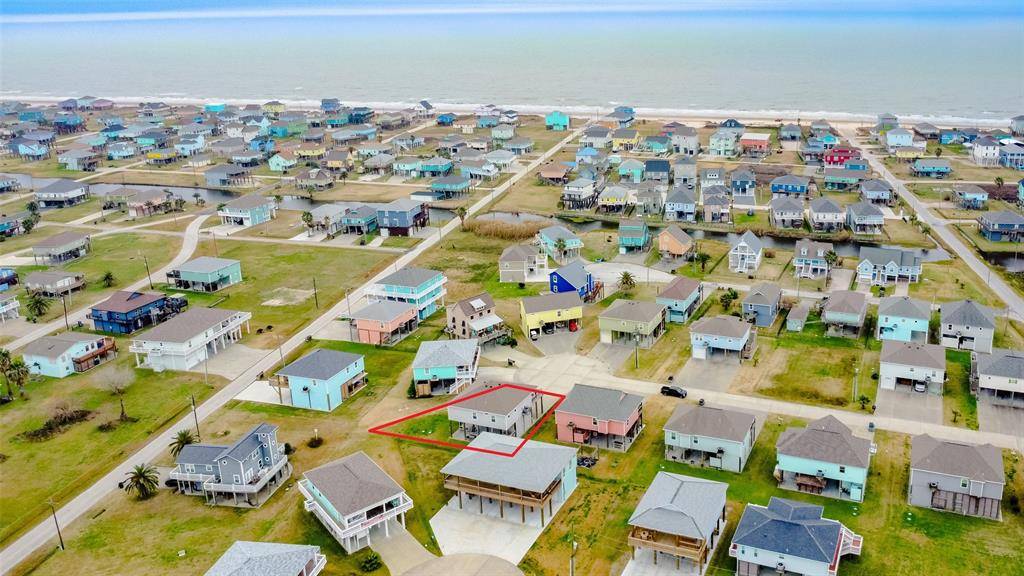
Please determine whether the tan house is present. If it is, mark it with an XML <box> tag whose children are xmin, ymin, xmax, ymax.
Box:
<box><xmin>498</xmin><ymin>244</ymin><xmax>549</xmax><ymax>283</ymax></box>
<box><xmin>658</xmin><ymin>224</ymin><xmax>694</xmax><ymax>260</ymax></box>
<box><xmin>446</xmin><ymin>292</ymin><xmax>508</xmax><ymax>345</ymax></box>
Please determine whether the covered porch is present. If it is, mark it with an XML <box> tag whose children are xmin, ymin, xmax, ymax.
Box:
<box><xmin>443</xmin><ymin>474</ymin><xmax>563</xmax><ymax>527</ymax></box>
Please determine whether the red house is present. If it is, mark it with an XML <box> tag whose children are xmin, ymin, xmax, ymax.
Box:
<box><xmin>555</xmin><ymin>384</ymin><xmax>645</xmax><ymax>451</ymax></box>
<box><xmin>824</xmin><ymin>146</ymin><xmax>861</xmax><ymax>167</ymax></box>
<box><xmin>739</xmin><ymin>133</ymin><xmax>771</xmax><ymax>156</ymax></box>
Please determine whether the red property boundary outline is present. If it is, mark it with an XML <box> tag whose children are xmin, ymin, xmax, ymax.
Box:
<box><xmin>368</xmin><ymin>383</ymin><xmax>565</xmax><ymax>458</ymax></box>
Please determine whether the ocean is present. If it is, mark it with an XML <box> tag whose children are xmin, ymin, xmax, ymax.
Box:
<box><xmin>1</xmin><ymin>1</ymin><xmax>1022</xmax><ymax>124</ymax></box>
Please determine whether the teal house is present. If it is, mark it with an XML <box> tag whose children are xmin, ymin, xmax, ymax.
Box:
<box><xmin>876</xmin><ymin>296</ymin><xmax>930</xmax><ymax>343</ymax></box>
<box><xmin>411</xmin><ymin>339</ymin><xmax>480</xmax><ymax>396</ymax></box>
<box><xmin>657</xmin><ymin>277</ymin><xmax>702</xmax><ymax>323</ymax></box>
<box><xmin>545</xmin><ymin>111</ymin><xmax>570</xmax><ymax>131</ymax></box>
<box><xmin>618</xmin><ymin>219</ymin><xmax>650</xmax><ymax>254</ymax></box>
<box><xmin>618</xmin><ymin>158</ymin><xmax>645</xmax><ymax>183</ymax></box>
<box><xmin>366</xmin><ymin>267</ymin><xmax>447</xmax><ymax>321</ymax></box>
<box><xmin>775</xmin><ymin>415</ymin><xmax>871</xmax><ymax>502</ymax></box>
<box><xmin>274</xmin><ymin>349</ymin><xmax>366</xmax><ymax>412</ymax></box>
<box><xmin>268</xmin><ymin>152</ymin><xmax>297</xmax><ymax>172</ymax></box>
<box><xmin>538</xmin><ymin>225</ymin><xmax>583</xmax><ymax>262</ymax></box>
<box><xmin>167</xmin><ymin>256</ymin><xmax>243</xmax><ymax>292</ymax></box>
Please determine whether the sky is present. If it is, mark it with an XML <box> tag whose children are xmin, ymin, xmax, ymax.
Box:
<box><xmin>1</xmin><ymin>0</ymin><xmax>1021</xmax><ymax>22</ymax></box>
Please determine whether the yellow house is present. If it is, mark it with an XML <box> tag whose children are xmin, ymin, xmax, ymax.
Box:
<box><xmin>262</xmin><ymin>100</ymin><xmax>286</xmax><ymax>115</ymax></box>
<box><xmin>612</xmin><ymin>129</ymin><xmax>641</xmax><ymax>152</ymax></box>
<box><xmin>146</xmin><ymin>149</ymin><xmax>179</xmax><ymax>164</ymax></box>
<box><xmin>295</xmin><ymin>142</ymin><xmax>327</xmax><ymax>160</ymax></box>
<box><xmin>520</xmin><ymin>292</ymin><xmax>584</xmax><ymax>336</ymax></box>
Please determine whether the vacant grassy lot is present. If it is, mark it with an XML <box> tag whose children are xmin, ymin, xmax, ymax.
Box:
<box><xmin>614</xmin><ymin>321</ymin><xmax>690</xmax><ymax>381</ymax></box>
<box><xmin>909</xmin><ymin>258</ymin><xmax>1003</xmax><ymax>307</ymax></box>
<box><xmin>171</xmin><ymin>239</ymin><xmax>394</xmax><ymax>348</ymax></box>
<box><xmin>0</xmin><ymin>346</ymin><xmax>226</xmax><ymax>545</ymax></box>
<box><xmin>233</xmin><ymin>210</ymin><xmax>306</xmax><ymax>239</ymax></box>
<box><xmin>881</xmin><ymin>219</ymin><xmax>935</xmax><ymax>248</ymax></box>
<box><xmin>39</xmin><ymin>198</ymin><xmax>104</xmax><ymax>224</ymax></box>
<box><xmin>943</xmin><ymin>350</ymin><xmax>978</xmax><ymax>429</ymax></box>
<box><xmin>0</xmin><ymin>157</ymin><xmax>90</xmax><ymax>179</ymax></box>
<box><xmin>580</xmin><ymin>229</ymin><xmax>619</xmax><ymax>262</ymax></box>
<box><xmin>491</xmin><ymin>176</ymin><xmax>565</xmax><ymax>215</ymax></box>
<box><xmin>677</xmin><ymin>239</ymin><xmax>730</xmax><ymax>280</ymax></box>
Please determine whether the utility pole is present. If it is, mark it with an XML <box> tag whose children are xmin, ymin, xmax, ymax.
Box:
<box><xmin>212</xmin><ymin>231</ymin><xmax>219</xmax><ymax>256</ymax></box>
<box><xmin>569</xmin><ymin>521</ymin><xmax>577</xmax><ymax>576</ymax></box>
<box><xmin>60</xmin><ymin>295</ymin><xmax>69</xmax><ymax>330</ymax></box>
<box><xmin>312</xmin><ymin>277</ymin><xmax>319</xmax><ymax>309</ymax></box>
<box><xmin>48</xmin><ymin>499</ymin><xmax>64</xmax><ymax>550</ymax></box>
<box><xmin>852</xmin><ymin>366</ymin><xmax>859</xmax><ymax>403</ymax></box>
<box><xmin>191</xmin><ymin>393</ymin><xmax>201</xmax><ymax>441</ymax></box>
<box><xmin>143</xmin><ymin>254</ymin><xmax>153</xmax><ymax>289</ymax></box>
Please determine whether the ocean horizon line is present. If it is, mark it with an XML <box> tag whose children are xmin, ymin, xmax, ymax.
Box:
<box><xmin>2</xmin><ymin>93</ymin><xmax>1013</xmax><ymax>127</ymax></box>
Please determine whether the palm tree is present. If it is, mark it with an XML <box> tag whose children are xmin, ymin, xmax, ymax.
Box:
<box><xmin>694</xmin><ymin>252</ymin><xmax>711</xmax><ymax>272</ymax></box>
<box><xmin>169</xmin><ymin>429</ymin><xmax>197</xmax><ymax>458</ymax></box>
<box><xmin>301</xmin><ymin>211</ymin><xmax>314</xmax><ymax>230</ymax></box>
<box><xmin>934</xmin><ymin>147</ymin><xmax>942</xmax><ymax>158</ymax></box>
<box><xmin>25</xmin><ymin>292</ymin><xmax>50</xmax><ymax>318</ymax></box>
<box><xmin>554</xmin><ymin>238</ymin><xmax>567</xmax><ymax>262</ymax></box>
<box><xmin>122</xmin><ymin>464</ymin><xmax>160</xmax><ymax>500</ymax></box>
<box><xmin>5</xmin><ymin>359</ymin><xmax>30</xmax><ymax>398</ymax></box>
<box><xmin>21</xmin><ymin>217</ymin><xmax>35</xmax><ymax>234</ymax></box>
<box><xmin>101</xmin><ymin>270</ymin><xmax>116</xmax><ymax>288</ymax></box>
<box><xmin>995</xmin><ymin>176</ymin><xmax>1004</xmax><ymax>190</ymax></box>
<box><xmin>192</xmin><ymin>191</ymin><xmax>202</xmax><ymax>205</ymax></box>
<box><xmin>0</xmin><ymin>348</ymin><xmax>12</xmax><ymax>399</ymax></box>
<box><xmin>454</xmin><ymin>206</ymin><xmax>467</xmax><ymax>228</ymax></box>
<box><xmin>618</xmin><ymin>270</ymin><xmax>636</xmax><ymax>292</ymax></box>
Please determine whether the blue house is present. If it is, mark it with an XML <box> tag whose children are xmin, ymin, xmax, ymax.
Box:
<box><xmin>550</xmin><ymin>260</ymin><xmax>594</xmax><ymax>299</ymax></box>
<box><xmin>770</xmin><ymin>174</ymin><xmax>810</xmax><ymax>196</ymax></box>
<box><xmin>24</xmin><ymin>333</ymin><xmax>118</xmax><ymax>378</ymax></box>
<box><xmin>538</xmin><ymin>225</ymin><xmax>583</xmax><ymax>262</ymax></box>
<box><xmin>19</xmin><ymin>109</ymin><xmax>45</xmax><ymax>123</ymax></box>
<box><xmin>953</xmin><ymin>183</ymin><xmax>988</xmax><ymax>209</ymax></box>
<box><xmin>644</xmin><ymin>136</ymin><xmax>672</xmax><ymax>155</ymax></box>
<box><xmin>89</xmin><ymin>290</ymin><xmax>185</xmax><ymax>334</ymax></box>
<box><xmin>218</xmin><ymin>194</ymin><xmax>277</xmax><ymax>227</ymax></box>
<box><xmin>420</xmin><ymin>156</ymin><xmax>453</xmax><ymax>177</ymax></box>
<box><xmin>618</xmin><ymin>219</ymin><xmax>650</xmax><ymax>253</ymax></box>
<box><xmin>545</xmin><ymin>111</ymin><xmax>570</xmax><ymax>131</ymax></box>
<box><xmin>644</xmin><ymin>159</ymin><xmax>671</xmax><ymax>182</ymax></box>
<box><xmin>349</xmin><ymin>107</ymin><xmax>375</xmax><ymax>123</ymax></box>
<box><xmin>437</xmin><ymin>113</ymin><xmax>457</xmax><ymax>126</ymax></box>
<box><xmin>321</xmin><ymin>98</ymin><xmax>342</xmax><ymax>113</ymax></box>
<box><xmin>618</xmin><ymin>159</ymin><xmax>645</xmax><ymax>183</ymax></box>
<box><xmin>657</xmin><ymin>277</ymin><xmax>702</xmax><ymax>323</ymax></box>
<box><xmin>729</xmin><ymin>169</ymin><xmax>757</xmax><ymax>195</ymax></box>
<box><xmin>376</xmin><ymin>198</ymin><xmax>428</xmax><ymax>237</ymax></box>
<box><xmin>275</xmin><ymin>349</ymin><xmax>367</xmax><ymax>412</ymax></box>
<box><xmin>939</xmin><ymin>129</ymin><xmax>962</xmax><ymax>145</ymax></box>
<box><xmin>204</xmin><ymin>102</ymin><xmax>227</xmax><ymax>113</ymax></box>
<box><xmin>249</xmin><ymin>136</ymin><xmax>275</xmax><ymax>153</ymax></box>
<box><xmin>978</xmin><ymin>210</ymin><xmax>1024</xmax><ymax>242</ymax></box>
<box><xmin>742</xmin><ymin>283</ymin><xmax>782</xmax><ymax>327</ymax></box>
<box><xmin>911</xmin><ymin>159</ymin><xmax>952</xmax><ymax>178</ymax></box>
<box><xmin>431</xmin><ymin>175</ymin><xmax>471</xmax><ymax>196</ymax></box>
<box><xmin>477</xmin><ymin>115</ymin><xmax>500</xmax><ymax>128</ymax></box>
<box><xmin>876</xmin><ymin>296</ymin><xmax>930</xmax><ymax>343</ymax></box>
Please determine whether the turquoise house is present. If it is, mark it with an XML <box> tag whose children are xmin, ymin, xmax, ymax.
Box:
<box><xmin>366</xmin><ymin>267</ymin><xmax>447</xmax><ymax>321</ymax></box>
<box><xmin>618</xmin><ymin>220</ymin><xmax>650</xmax><ymax>254</ymax></box>
<box><xmin>545</xmin><ymin>111</ymin><xmax>570</xmax><ymax>131</ymax></box>
<box><xmin>657</xmin><ymin>277</ymin><xmax>702</xmax><ymax>323</ymax></box>
<box><xmin>268</xmin><ymin>153</ymin><xmax>297</xmax><ymax>172</ymax></box>
<box><xmin>618</xmin><ymin>158</ymin><xmax>645</xmax><ymax>183</ymax></box>
<box><xmin>776</xmin><ymin>415</ymin><xmax>870</xmax><ymax>502</ymax></box>
<box><xmin>431</xmin><ymin>175</ymin><xmax>471</xmax><ymax>195</ymax></box>
<box><xmin>204</xmin><ymin>102</ymin><xmax>226</xmax><ymax>113</ymax></box>
<box><xmin>876</xmin><ymin>296</ymin><xmax>930</xmax><ymax>343</ymax></box>
<box><xmin>275</xmin><ymin>349</ymin><xmax>366</xmax><ymax>412</ymax></box>
<box><xmin>420</xmin><ymin>157</ymin><xmax>453</xmax><ymax>176</ymax></box>
<box><xmin>411</xmin><ymin>339</ymin><xmax>480</xmax><ymax>396</ymax></box>
<box><xmin>24</xmin><ymin>333</ymin><xmax>117</xmax><ymax>378</ymax></box>
<box><xmin>538</xmin><ymin>225</ymin><xmax>583</xmax><ymax>262</ymax></box>
<box><xmin>167</xmin><ymin>257</ymin><xmax>243</xmax><ymax>292</ymax></box>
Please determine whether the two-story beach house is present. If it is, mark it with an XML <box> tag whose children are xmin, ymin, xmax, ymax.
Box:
<box><xmin>217</xmin><ymin>194</ymin><xmax>277</xmax><ymax>227</ymax></box>
<box><xmin>909</xmin><ymin>435</ymin><xmax>1004</xmax><ymax>520</ymax></box>
<box><xmin>598</xmin><ymin>300</ymin><xmax>667</xmax><ymax>348</ymax></box>
<box><xmin>130</xmin><ymin>307</ymin><xmax>252</xmax><ymax>371</ymax></box>
<box><xmin>856</xmin><ymin>246</ymin><xmax>922</xmax><ymax>286</ymax></box>
<box><xmin>876</xmin><ymin>296</ymin><xmax>931</xmax><ymax>343</ymax></box>
<box><xmin>555</xmin><ymin>384</ymin><xmax>645</xmax><ymax>451</ymax></box>
<box><xmin>167</xmin><ymin>257</ymin><xmax>243</xmax><ymax>292</ymax></box>
<box><xmin>742</xmin><ymin>282</ymin><xmax>782</xmax><ymax>327</ymax></box>
<box><xmin>89</xmin><ymin>290</ymin><xmax>186</xmax><ymax>335</ymax></box>
<box><xmin>365</xmin><ymin>267</ymin><xmax>447</xmax><ymax>321</ymax></box>
<box><xmin>498</xmin><ymin>244</ymin><xmax>549</xmax><ymax>283</ymax></box>
<box><xmin>411</xmin><ymin>339</ymin><xmax>480</xmax><ymax>396</ymax></box>
<box><xmin>939</xmin><ymin>299</ymin><xmax>995</xmax><ymax>353</ymax></box>
<box><xmin>376</xmin><ymin>198</ymin><xmax>428</xmax><ymax>237</ymax></box>
<box><xmin>775</xmin><ymin>415</ymin><xmax>871</xmax><ymax>502</ymax></box>
<box><xmin>657</xmin><ymin>277</ymin><xmax>702</xmax><ymax>323</ymax></box>
<box><xmin>446</xmin><ymin>293</ymin><xmax>508</xmax><ymax>345</ymax></box>
<box><xmin>728</xmin><ymin>231</ymin><xmax>763</xmax><ymax>274</ymax></box>
<box><xmin>31</xmin><ymin>231</ymin><xmax>90</xmax><ymax>265</ymax></box>
<box><xmin>520</xmin><ymin>292</ymin><xmax>583</xmax><ymax>340</ymax></box>
<box><xmin>793</xmin><ymin>239</ymin><xmax>834</xmax><ymax>279</ymax></box>
<box><xmin>971</xmin><ymin>348</ymin><xmax>1024</xmax><ymax>407</ymax></box>
<box><xmin>447</xmin><ymin>382</ymin><xmax>544</xmax><ymax>440</ymax></box>
<box><xmin>690</xmin><ymin>315</ymin><xmax>757</xmax><ymax>361</ymax></box>
<box><xmin>274</xmin><ymin>349</ymin><xmax>366</xmax><ymax>411</ymax></box>
<box><xmin>538</xmin><ymin>225</ymin><xmax>583</xmax><ymax>263</ymax></box>
<box><xmin>23</xmin><ymin>333</ymin><xmax>118</xmax><ymax>378</ymax></box>
<box><xmin>663</xmin><ymin>403</ymin><xmax>756</xmax><ymax>472</ymax></box>
<box><xmin>879</xmin><ymin>341</ymin><xmax>947</xmax><ymax>394</ymax></box>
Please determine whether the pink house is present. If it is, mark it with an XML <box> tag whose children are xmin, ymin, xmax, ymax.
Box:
<box><xmin>350</xmin><ymin>300</ymin><xmax>419</xmax><ymax>346</ymax></box>
<box><xmin>555</xmin><ymin>384</ymin><xmax>645</xmax><ymax>451</ymax></box>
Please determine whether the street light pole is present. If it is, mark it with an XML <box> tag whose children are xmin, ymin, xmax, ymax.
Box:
<box><xmin>48</xmin><ymin>499</ymin><xmax>64</xmax><ymax>550</ymax></box>
<box><xmin>60</xmin><ymin>295</ymin><xmax>69</xmax><ymax>330</ymax></box>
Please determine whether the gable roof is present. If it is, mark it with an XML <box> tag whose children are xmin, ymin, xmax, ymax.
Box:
<box><xmin>690</xmin><ymin>315</ymin><xmax>751</xmax><ymax>339</ymax></box>
<box><xmin>276</xmin><ymin>348</ymin><xmax>362</xmax><ymax>381</ymax></box>
<box><xmin>521</xmin><ymin>291</ymin><xmax>582</xmax><ymax>314</ymax></box>
<box><xmin>659</xmin><ymin>276</ymin><xmax>701</xmax><ymax>301</ymax></box>
<box><xmin>732</xmin><ymin>497</ymin><xmax>842</xmax><ymax>564</ymax></box>
<box><xmin>558</xmin><ymin>383</ymin><xmax>643</xmax><ymax>422</ymax></box>
<box><xmin>878</xmin><ymin>296</ymin><xmax>930</xmax><ymax>320</ymax></box>
<box><xmin>33</xmin><ymin>231</ymin><xmax>89</xmax><ymax>250</ymax></box>
<box><xmin>823</xmin><ymin>290</ymin><xmax>868</xmax><ymax>317</ymax></box>
<box><xmin>91</xmin><ymin>290</ymin><xmax>165</xmax><ymax>313</ymax></box>
<box><xmin>349</xmin><ymin>300</ymin><xmax>416</xmax><ymax>323</ymax></box>
<box><xmin>776</xmin><ymin>415</ymin><xmax>871</xmax><ymax>468</ymax></box>
<box><xmin>732</xmin><ymin>230</ymin><xmax>763</xmax><ymax>253</ymax></box>
<box><xmin>540</xmin><ymin>224</ymin><xmax>580</xmax><ymax>242</ymax></box>
<box><xmin>440</xmin><ymin>433</ymin><xmax>576</xmax><ymax>492</ymax></box>
<box><xmin>975</xmin><ymin>347</ymin><xmax>1024</xmax><ymax>379</ymax></box>
<box><xmin>412</xmin><ymin>339</ymin><xmax>479</xmax><ymax>369</ymax></box>
<box><xmin>177</xmin><ymin>256</ymin><xmax>239</xmax><ymax>274</ymax></box>
<box><xmin>911</xmin><ymin>435</ymin><xmax>1004</xmax><ymax>484</ymax></box>
<box><xmin>500</xmin><ymin>243</ymin><xmax>541</xmax><ymax>263</ymax></box>
<box><xmin>204</xmin><ymin>541</ymin><xmax>319</xmax><ymax>576</ymax></box>
<box><xmin>599</xmin><ymin>299</ymin><xmax>666</xmax><ymax>324</ymax></box>
<box><xmin>136</xmin><ymin>307</ymin><xmax>242</xmax><ymax>343</ymax></box>
<box><xmin>452</xmin><ymin>382</ymin><xmax>537</xmax><ymax>415</ymax></box>
<box><xmin>858</xmin><ymin>246</ymin><xmax>920</xmax><ymax>269</ymax></box>
<box><xmin>303</xmin><ymin>452</ymin><xmax>406</xmax><ymax>516</ymax></box>
<box><xmin>809</xmin><ymin>197</ymin><xmax>843</xmax><ymax>214</ymax></box>
<box><xmin>664</xmin><ymin>404</ymin><xmax>755</xmax><ymax>442</ymax></box>
<box><xmin>553</xmin><ymin>260</ymin><xmax>590</xmax><ymax>288</ymax></box>
<box><xmin>743</xmin><ymin>282</ymin><xmax>782</xmax><ymax>307</ymax></box>
<box><xmin>770</xmin><ymin>196</ymin><xmax>803</xmax><ymax>213</ymax></box>
<box><xmin>628</xmin><ymin>472</ymin><xmax>728</xmax><ymax>540</ymax></box>
<box><xmin>377</xmin><ymin>267</ymin><xmax>440</xmax><ymax>288</ymax></box>
<box><xmin>23</xmin><ymin>332</ymin><xmax>101</xmax><ymax>360</ymax></box>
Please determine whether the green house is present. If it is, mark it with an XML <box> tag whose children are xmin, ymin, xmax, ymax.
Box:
<box><xmin>618</xmin><ymin>220</ymin><xmax>650</xmax><ymax>254</ymax></box>
<box><xmin>167</xmin><ymin>256</ymin><xmax>242</xmax><ymax>292</ymax></box>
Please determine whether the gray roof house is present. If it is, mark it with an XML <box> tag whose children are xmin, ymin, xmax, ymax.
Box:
<box><xmin>729</xmin><ymin>230</ymin><xmax>763</xmax><ymax>274</ymax></box>
<box><xmin>557</xmin><ymin>383</ymin><xmax>645</xmax><ymax>451</ymax></box>
<box><xmin>170</xmin><ymin>423</ymin><xmax>290</xmax><ymax>508</ymax></box>
<box><xmin>664</xmin><ymin>404</ymin><xmax>757</xmax><ymax>472</ymax></box>
<box><xmin>808</xmin><ymin>197</ymin><xmax>845</xmax><ymax>232</ymax></box>
<box><xmin>821</xmin><ymin>290</ymin><xmax>868</xmax><ymax>337</ymax></box>
<box><xmin>909</xmin><ymin>435</ymin><xmax>1004</xmax><ymax>519</ymax></box>
<box><xmin>876</xmin><ymin>295</ymin><xmax>931</xmax><ymax>343</ymax></box>
<box><xmin>769</xmin><ymin>196</ymin><xmax>804</xmax><ymax>229</ymax></box>
<box><xmin>846</xmin><ymin>201</ymin><xmax>885</xmax><ymax>235</ymax></box>
<box><xmin>742</xmin><ymin>282</ymin><xmax>782</xmax><ymax>327</ymax></box>
<box><xmin>31</xmin><ymin>231</ymin><xmax>91</xmax><ymax>264</ymax></box>
<box><xmin>411</xmin><ymin>339</ymin><xmax>480</xmax><ymax>396</ymax></box>
<box><xmin>775</xmin><ymin>415</ymin><xmax>871</xmax><ymax>502</ymax></box>
<box><xmin>940</xmin><ymin>299</ymin><xmax>995</xmax><ymax>354</ymax></box>
<box><xmin>498</xmin><ymin>243</ymin><xmax>548</xmax><ymax>283</ymax></box>
<box><xmin>204</xmin><ymin>541</ymin><xmax>325</xmax><ymax>576</ymax></box>
<box><xmin>627</xmin><ymin>472</ymin><xmax>728</xmax><ymax>571</ymax></box>
<box><xmin>879</xmin><ymin>341</ymin><xmax>947</xmax><ymax>394</ymax></box>
<box><xmin>972</xmin><ymin>347</ymin><xmax>1024</xmax><ymax>407</ymax></box>
<box><xmin>857</xmin><ymin>246</ymin><xmax>922</xmax><ymax>286</ymax></box>
<box><xmin>447</xmin><ymin>382</ymin><xmax>542</xmax><ymax>440</ymax></box>
<box><xmin>23</xmin><ymin>270</ymin><xmax>86</xmax><ymax>297</ymax></box>
<box><xmin>298</xmin><ymin>452</ymin><xmax>413</xmax><ymax>553</ymax></box>
<box><xmin>729</xmin><ymin>498</ymin><xmax>863</xmax><ymax>575</ymax></box>
<box><xmin>440</xmin><ymin>432</ymin><xmax>577</xmax><ymax>526</ymax></box>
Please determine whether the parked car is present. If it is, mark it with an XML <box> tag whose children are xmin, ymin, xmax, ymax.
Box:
<box><xmin>913</xmin><ymin>382</ymin><xmax>927</xmax><ymax>393</ymax></box>
<box><xmin>660</xmin><ymin>385</ymin><xmax>687</xmax><ymax>398</ymax></box>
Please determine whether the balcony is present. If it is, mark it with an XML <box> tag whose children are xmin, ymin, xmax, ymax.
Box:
<box><xmin>298</xmin><ymin>480</ymin><xmax>413</xmax><ymax>540</ymax></box>
<box><xmin>628</xmin><ymin>527</ymin><xmax>707</xmax><ymax>563</ymax></box>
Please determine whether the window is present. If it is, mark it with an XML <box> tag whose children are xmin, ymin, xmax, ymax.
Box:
<box><xmin>592</xmin><ymin>418</ymin><xmax>598</xmax><ymax>426</ymax></box>
<box><xmin>961</xmin><ymin>478</ymin><xmax>969</xmax><ymax>489</ymax></box>
<box><xmin>233</xmin><ymin>474</ymin><xmax>241</xmax><ymax>484</ymax></box>
<box><xmin>839</xmin><ymin>466</ymin><xmax>846</xmax><ymax>473</ymax></box>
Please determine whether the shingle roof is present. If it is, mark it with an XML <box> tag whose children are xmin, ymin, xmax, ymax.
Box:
<box><xmin>980</xmin><ymin>210</ymin><xmax>1024</xmax><ymax>226</ymax></box>
<box><xmin>452</xmin><ymin>382</ymin><xmax>537</xmax><ymax>415</ymax></box>
<box><xmin>664</xmin><ymin>404</ymin><xmax>755</xmax><ymax>442</ymax></box>
<box><xmin>776</xmin><ymin>415</ymin><xmax>871</xmax><ymax>468</ymax></box>
<box><xmin>690</xmin><ymin>315</ymin><xmax>751</xmax><ymax>339</ymax></box>
<box><xmin>377</xmin><ymin>267</ymin><xmax>440</xmax><ymax>288</ymax></box>
<box><xmin>349</xmin><ymin>300</ymin><xmax>416</xmax><ymax>323</ymax></box>
<box><xmin>847</xmin><ymin>201</ymin><xmax>884</xmax><ymax>218</ymax></box>
<box><xmin>553</xmin><ymin>260</ymin><xmax>590</xmax><ymax>289</ymax></box>
<box><xmin>499</xmin><ymin>243</ymin><xmax>541</xmax><ymax>263</ymax></box>
<box><xmin>880</xmin><ymin>341</ymin><xmax>946</xmax><ymax>370</ymax></box>
<box><xmin>878</xmin><ymin>296</ymin><xmax>930</xmax><ymax>321</ymax></box>
<box><xmin>859</xmin><ymin>246</ymin><xmax>920</xmax><ymax>269</ymax></box>
<box><xmin>732</xmin><ymin>497</ymin><xmax>842</xmax><ymax>563</ymax></box>
<box><xmin>659</xmin><ymin>276</ymin><xmax>700</xmax><ymax>301</ymax></box>
<box><xmin>769</xmin><ymin>196</ymin><xmax>803</xmax><ymax>213</ymax></box>
<box><xmin>32</xmin><ymin>231</ymin><xmax>89</xmax><ymax>250</ymax></box>
<box><xmin>135</xmin><ymin>307</ymin><xmax>242</xmax><ymax>343</ymax></box>
<box><xmin>177</xmin><ymin>256</ymin><xmax>239</xmax><ymax>274</ymax></box>
<box><xmin>24</xmin><ymin>270</ymin><xmax>82</xmax><ymax>286</ymax></box>
<box><xmin>276</xmin><ymin>348</ymin><xmax>362</xmax><ymax>381</ymax></box>
<box><xmin>303</xmin><ymin>452</ymin><xmax>406</xmax><ymax>516</ymax></box>
<box><xmin>744</xmin><ymin>282</ymin><xmax>782</xmax><ymax>307</ymax></box>
<box><xmin>659</xmin><ymin>224</ymin><xmax>693</xmax><ymax>247</ymax></box>
<box><xmin>440</xmin><ymin>433</ymin><xmax>576</xmax><ymax>492</ymax></box>
<box><xmin>91</xmin><ymin>290</ymin><xmax>165</xmax><ymax>314</ymax></box>
<box><xmin>540</xmin><ymin>225</ymin><xmax>579</xmax><ymax>242</ymax></box>
<box><xmin>223</xmin><ymin>193</ymin><xmax>271</xmax><ymax>210</ymax></box>
<box><xmin>558</xmin><ymin>383</ymin><xmax>643</xmax><ymax>422</ymax></box>
<box><xmin>911</xmin><ymin>434</ymin><xmax>1004</xmax><ymax>484</ymax></box>
<box><xmin>412</xmin><ymin>339</ymin><xmax>479</xmax><ymax>369</ymax></box>
<box><xmin>809</xmin><ymin>197</ymin><xmax>843</xmax><ymax>214</ymax></box>
<box><xmin>205</xmin><ymin>541</ymin><xmax>318</xmax><ymax>576</ymax></box>
<box><xmin>823</xmin><ymin>290</ymin><xmax>868</xmax><ymax>319</ymax></box>
<box><xmin>23</xmin><ymin>332</ymin><xmax>101</xmax><ymax>360</ymax></box>
<box><xmin>975</xmin><ymin>347</ymin><xmax>1024</xmax><ymax>379</ymax></box>
<box><xmin>599</xmin><ymin>299</ymin><xmax>666</xmax><ymax>324</ymax></box>
<box><xmin>521</xmin><ymin>291</ymin><xmax>582</xmax><ymax>314</ymax></box>
<box><xmin>732</xmin><ymin>230</ymin><xmax>763</xmax><ymax>253</ymax></box>
<box><xmin>628</xmin><ymin>472</ymin><xmax>728</xmax><ymax>540</ymax></box>
<box><xmin>36</xmin><ymin>179</ymin><xmax>87</xmax><ymax>196</ymax></box>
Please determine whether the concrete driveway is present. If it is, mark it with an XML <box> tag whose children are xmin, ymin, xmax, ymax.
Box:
<box><xmin>405</xmin><ymin>554</ymin><xmax>524</xmax><ymax>576</ymax></box>
<box><xmin>874</xmin><ymin>388</ymin><xmax>943</xmax><ymax>425</ymax></box>
<box><xmin>674</xmin><ymin>356</ymin><xmax>739</xmax><ymax>393</ymax></box>
<box><xmin>371</xmin><ymin>519</ymin><xmax>435</xmax><ymax>576</ymax></box>
<box><xmin>430</xmin><ymin>496</ymin><xmax>549</xmax><ymax>565</ymax></box>
<box><xmin>531</xmin><ymin>330</ymin><xmax>580</xmax><ymax>356</ymax></box>
<box><xmin>620</xmin><ymin>548</ymin><xmax>707</xmax><ymax>576</ymax></box>
<box><xmin>195</xmin><ymin>344</ymin><xmax>270</xmax><ymax>379</ymax></box>
<box><xmin>588</xmin><ymin>342</ymin><xmax>634</xmax><ymax>371</ymax></box>
<box><xmin>978</xmin><ymin>400</ymin><xmax>1024</xmax><ymax>437</ymax></box>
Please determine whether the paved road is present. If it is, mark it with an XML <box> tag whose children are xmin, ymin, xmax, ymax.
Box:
<box><xmin>839</xmin><ymin>127</ymin><xmax>1024</xmax><ymax>318</ymax></box>
<box><xmin>5</xmin><ymin>214</ymin><xmax>210</xmax><ymax>352</ymax></box>
<box><xmin>0</xmin><ymin>125</ymin><xmax>586</xmax><ymax>574</ymax></box>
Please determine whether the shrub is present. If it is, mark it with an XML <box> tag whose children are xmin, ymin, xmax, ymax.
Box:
<box><xmin>360</xmin><ymin>552</ymin><xmax>382</xmax><ymax>572</ymax></box>
<box><xmin>462</xmin><ymin>218</ymin><xmax>547</xmax><ymax>241</ymax></box>
<box><xmin>306</xmin><ymin>436</ymin><xmax>324</xmax><ymax>448</ymax></box>
<box><xmin>283</xmin><ymin>442</ymin><xmax>295</xmax><ymax>455</ymax></box>
<box><xmin>407</xmin><ymin>381</ymin><xmax>417</xmax><ymax>399</ymax></box>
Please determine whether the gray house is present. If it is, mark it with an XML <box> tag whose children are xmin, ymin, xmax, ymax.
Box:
<box><xmin>909</xmin><ymin>434</ymin><xmax>1004</xmax><ymax>520</ymax></box>
<box><xmin>447</xmin><ymin>382</ymin><xmax>543</xmax><ymax>440</ymax></box>
<box><xmin>940</xmin><ymin>299</ymin><xmax>995</xmax><ymax>354</ymax></box>
<box><xmin>32</xmin><ymin>231</ymin><xmax>90</xmax><ymax>264</ymax></box>
<box><xmin>742</xmin><ymin>282</ymin><xmax>782</xmax><ymax>327</ymax></box>
<box><xmin>972</xmin><ymin>347</ymin><xmax>1024</xmax><ymax>407</ymax></box>
<box><xmin>170</xmin><ymin>423</ymin><xmax>291</xmax><ymax>507</ymax></box>
<box><xmin>663</xmin><ymin>404</ymin><xmax>756</xmax><ymax>472</ymax></box>
<box><xmin>769</xmin><ymin>196</ymin><xmax>804</xmax><ymax>229</ymax></box>
<box><xmin>204</xmin><ymin>541</ymin><xmax>326</xmax><ymax>576</ymax></box>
